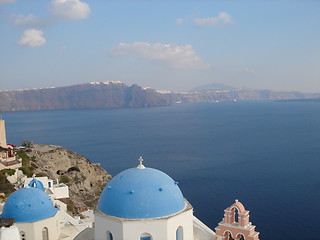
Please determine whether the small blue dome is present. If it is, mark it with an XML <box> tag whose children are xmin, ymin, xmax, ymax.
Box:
<box><xmin>1</xmin><ymin>188</ymin><xmax>57</xmax><ymax>223</ymax></box>
<box><xmin>28</xmin><ymin>178</ymin><xmax>45</xmax><ymax>191</ymax></box>
<box><xmin>98</xmin><ymin>167</ymin><xmax>186</xmax><ymax>219</ymax></box>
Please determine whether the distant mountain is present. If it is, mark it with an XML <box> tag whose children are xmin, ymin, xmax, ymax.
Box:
<box><xmin>190</xmin><ymin>83</ymin><xmax>235</xmax><ymax>92</ymax></box>
<box><xmin>0</xmin><ymin>82</ymin><xmax>168</xmax><ymax>112</ymax></box>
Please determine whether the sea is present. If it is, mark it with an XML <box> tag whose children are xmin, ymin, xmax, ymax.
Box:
<box><xmin>3</xmin><ymin>101</ymin><xmax>320</xmax><ymax>240</ymax></box>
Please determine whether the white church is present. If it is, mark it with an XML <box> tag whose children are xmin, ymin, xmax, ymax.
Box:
<box><xmin>0</xmin><ymin>156</ymin><xmax>260</xmax><ymax>240</ymax></box>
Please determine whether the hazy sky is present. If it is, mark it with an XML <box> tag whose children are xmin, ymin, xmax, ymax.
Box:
<box><xmin>0</xmin><ymin>0</ymin><xmax>319</xmax><ymax>92</ymax></box>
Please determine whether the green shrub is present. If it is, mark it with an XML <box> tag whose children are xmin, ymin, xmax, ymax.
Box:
<box><xmin>0</xmin><ymin>172</ymin><xmax>15</xmax><ymax>196</ymax></box>
<box><xmin>0</xmin><ymin>169</ymin><xmax>16</xmax><ymax>176</ymax></box>
<box><xmin>67</xmin><ymin>199</ymin><xmax>75</xmax><ymax>213</ymax></box>
<box><xmin>59</xmin><ymin>175</ymin><xmax>71</xmax><ymax>184</ymax></box>
<box><xmin>36</xmin><ymin>172</ymin><xmax>49</xmax><ymax>177</ymax></box>
<box><xmin>19</xmin><ymin>166</ymin><xmax>34</xmax><ymax>177</ymax></box>
<box><xmin>18</xmin><ymin>151</ymin><xmax>31</xmax><ymax>167</ymax></box>
<box><xmin>21</xmin><ymin>159</ymin><xmax>28</xmax><ymax>166</ymax></box>
<box><xmin>17</xmin><ymin>151</ymin><xmax>29</xmax><ymax>160</ymax></box>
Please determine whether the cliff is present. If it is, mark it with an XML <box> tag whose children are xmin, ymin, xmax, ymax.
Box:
<box><xmin>0</xmin><ymin>82</ymin><xmax>168</xmax><ymax>111</ymax></box>
<box><xmin>25</xmin><ymin>144</ymin><xmax>112</xmax><ymax>213</ymax></box>
<box><xmin>161</xmin><ymin>89</ymin><xmax>320</xmax><ymax>103</ymax></box>
<box><xmin>1</xmin><ymin>81</ymin><xmax>320</xmax><ymax>112</ymax></box>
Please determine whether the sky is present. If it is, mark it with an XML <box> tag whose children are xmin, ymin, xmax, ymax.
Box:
<box><xmin>0</xmin><ymin>0</ymin><xmax>319</xmax><ymax>92</ymax></box>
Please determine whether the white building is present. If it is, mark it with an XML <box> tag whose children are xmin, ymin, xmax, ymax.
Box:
<box><xmin>24</xmin><ymin>176</ymin><xmax>69</xmax><ymax>200</ymax></box>
<box><xmin>23</xmin><ymin>177</ymin><xmax>69</xmax><ymax>212</ymax></box>
<box><xmin>0</xmin><ymin>187</ymin><xmax>60</xmax><ymax>240</ymax></box>
<box><xmin>95</xmin><ymin>157</ymin><xmax>194</xmax><ymax>240</ymax></box>
<box><xmin>0</xmin><ymin>178</ymin><xmax>92</xmax><ymax>240</ymax></box>
<box><xmin>0</xmin><ymin>218</ymin><xmax>21</xmax><ymax>240</ymax></box>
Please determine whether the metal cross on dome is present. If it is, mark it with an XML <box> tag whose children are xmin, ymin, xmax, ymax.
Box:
<box><xmin>137</xmin><ymin>156</ymin><xmax>145</xmax><ymax>169</ymax></box>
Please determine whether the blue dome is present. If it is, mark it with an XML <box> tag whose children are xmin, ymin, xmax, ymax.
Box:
<box><xmin>1</xmin><ymin>188</ymin><xmax>58</xmax><ymax>223</ymax></box>
<box><xmin>28</xmin><ymin>178</ymin><xmax>45</xmax><ymax>191</ymax></box>
<box><xmin>98</xmin><ymin>167</ymin><xmax>186</xmax><ymax>219</ymax></box>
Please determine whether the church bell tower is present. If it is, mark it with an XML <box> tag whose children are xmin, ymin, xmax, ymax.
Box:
<box><xmin>0</xmin><ymin>120</ymin><xmax>7</xmax><ymax>146</ymax></box>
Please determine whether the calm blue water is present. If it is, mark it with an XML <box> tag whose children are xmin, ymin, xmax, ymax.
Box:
<box><xmin>3</xmin><ymin>101</ymin><xmax>320</xmax><ymax>240</ymax></box>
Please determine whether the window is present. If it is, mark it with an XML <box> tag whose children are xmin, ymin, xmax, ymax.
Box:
<box><xmin>176</xmin><ymin>226</ymin><xmax>183</xmax><ymax>240</ymax></box>
<box><xmin>48</xmin><ymin>182</ymin><xmax>51</xmax><ymax>188</ymax></box>
<box><xmin>106</xmin><ymin>231</ymin><xmax>113</xmax><ymax>240</ymax></box>
<box><xmin>140</xmin><ymin>233</ymin><xmax>152</xmax><ymax>240</ymax></box>
<box><xmin>42</xmin><ymin>227</ymin><xmax>49</xmax><ymax>240</ymax></box>
<box><xmin>20</xmin><ymin>231</ymin><xmax>26</xmax><ymax>240</ymax></box>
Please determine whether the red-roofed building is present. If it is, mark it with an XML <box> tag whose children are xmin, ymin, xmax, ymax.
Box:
<box><xmin>0</xmin><ymin>120</ymin><xmax>21</xmax><ymax>170</ymax></box>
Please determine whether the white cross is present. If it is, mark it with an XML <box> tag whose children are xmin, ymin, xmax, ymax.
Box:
<box><xmin>137</xmin><ymin>156</ymin><xmax>145</xmax><ymax>169</ymax></box>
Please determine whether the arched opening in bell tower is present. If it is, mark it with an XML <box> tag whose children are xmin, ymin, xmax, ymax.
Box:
<box><xmin>231</xmin><ymin>207</ymin><xmax>239</xmax><ymax>223</ymax></box>
<box><xmin>224</xmin><ymin>231</ymin><xmax>234</xmax><ymax>240</ymax></box>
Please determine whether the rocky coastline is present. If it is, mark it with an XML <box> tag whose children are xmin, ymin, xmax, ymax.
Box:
<box><xmin>23</xmin><ymin>144</ymin><xmax>112</xmax><ymax>214</ymax></box>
